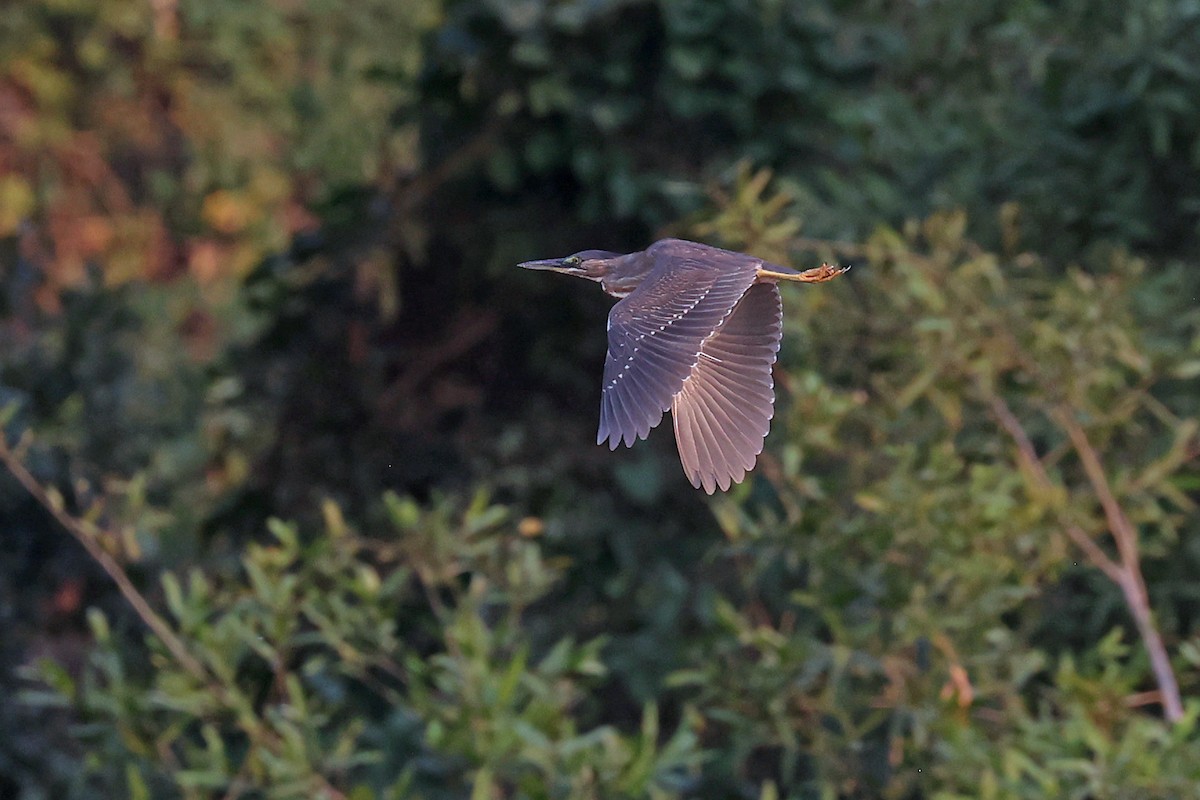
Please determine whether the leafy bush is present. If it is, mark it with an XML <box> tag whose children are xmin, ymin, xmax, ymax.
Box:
<box><xmin>3</xmin><ymin>1</ymin><xmax>1200</xmax><ymax>798</ymax></box>
<box><xmin>421</xmin><ymin>0</ymin><xmax>1200</xmax><ymax>259</ymax></box>
<box><xmin>28</xmin><ymin>493</ymin><xmax>701</xmax><ymax>799</ymax></box>
<box><xmin>13</xmin><ymin>198</ymin><xmax>1200</xmax><ymax>797</ymax></box>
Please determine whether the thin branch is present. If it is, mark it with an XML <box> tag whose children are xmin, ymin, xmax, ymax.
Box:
<box><xmin>391</xmin><ymin>119</ymin><xmax>506</xmax><ymax>215</ymax></box>
<box><xmin>0</xmin><ymin>434</ymin><xmax>210</xmax><ymax>682</ymax></box>
<box><xmin>1058</xmin><ymin>414</ymin><xmax>1184</xmax><ymax>724</ymax></box>
<box><xmin>987</xmin><ymin>397</ymin><xmax>1184</xmax><ymax>723</ymax></box>
<box><xmin>1059</xmin><ymin>415</ymin><xmax>1141</xmax><ymax>566</ymax></box>
<box><xmin>0</xmin><ymin>434</ymin><xmax>357</xmax><ymax>795</ymax></box>
<box><xmin>1062</xmin><ymin>523</ymin><xmax>1125</xmax><ymax>585</ymax></box>
<box><xmin>988</xmin><ymin>397</ymin><xmax>1123</xmax><ymax>580</ymax></box>
<box><xmin>374</xmin><ymin>308</ymin><xmax>498</xmax><ymax>420</ymax></box>
<box><xmin>1114</xmin><ymin>566</ymin><xmax>1183</xmax><ymax>722</ymax></box>
<box><xmin>987</xmin><ymin>398</ymin><xmax>1045</xmax><ymax>488</ymax></box>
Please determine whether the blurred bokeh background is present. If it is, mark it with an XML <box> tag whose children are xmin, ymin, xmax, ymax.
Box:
<box><xmin>2</xmin><ymin>0</ymin><xmax>1200</xmax><ymax>797</ymax></box>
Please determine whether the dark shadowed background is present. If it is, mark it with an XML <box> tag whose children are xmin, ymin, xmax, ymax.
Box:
<box><xmin>1</xmin><ymin>0</ymin><xmax>1199</xmax><ymax>797</ymax></box>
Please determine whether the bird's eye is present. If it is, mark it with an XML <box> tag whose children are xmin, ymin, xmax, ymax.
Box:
<box><xmin>564</xmin><ymin>256</ymin><xmax>582</xmax><ymax>267</ymax></box>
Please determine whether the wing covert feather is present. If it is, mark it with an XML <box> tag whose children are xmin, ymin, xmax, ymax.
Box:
<box><xmin>598</xmin><ymin>255</ymin><xmax>759</xmax><ymax>449</ymax></box>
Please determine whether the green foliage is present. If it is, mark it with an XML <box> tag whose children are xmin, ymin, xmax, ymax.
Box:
<box><xmin>675</xmin><ymin>183</ymin><xmax>1200</xmax><ymax>794</ymax></box>
<box><xmin>15</xmin><ymin>197</ymin><xmax>1200</xmax><ymax>797</ymax></box>
<box><xmin>28</xmin><ymin>493</ymin><xmax>700</xmax><ymax>798</ymax></box>
<box><xmin>422</xmin><ymin>0</ymin><xmax>1200</xmax><ymax>259</ymax></box>
<box><xmin>4</xmin><ymin>1</ymin><xmax>1200</xmax><ymax>799</ymax></box>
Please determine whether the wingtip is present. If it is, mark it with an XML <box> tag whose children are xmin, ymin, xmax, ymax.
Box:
<box><xmin>597</xmin><ymin>426</ymin><xmax>648</xmax><ymax>450</ymax></box>
<box><xmin>691</xmin><ymin>469</ymin><xmax>720</xmax><ymax>495</ymax></box>
<box><xmin>596</xmin><ymin>421</ymin><xmax>625</xmax><ymax>449</ymax></box>
<box><xmin>687</xmin><ymin>466</ymin><xmax>752</xmax><ymax>495</ymax></box>
<box><xmin>597</xmin><ymin>425</ymin><xmax>619</xmax><ymax>450</ymax></box>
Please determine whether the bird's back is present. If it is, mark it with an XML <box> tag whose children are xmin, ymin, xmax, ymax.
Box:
<box><xmin>645</xmin><ymin>238</ymin><xmax>799</xmax><ymax>278</ymax></box>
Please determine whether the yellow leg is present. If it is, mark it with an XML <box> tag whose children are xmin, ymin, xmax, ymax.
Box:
<box><xmin>757</xmin><ymin>263</ymin><xmax>850</xmax><ymax>283</ymax></box>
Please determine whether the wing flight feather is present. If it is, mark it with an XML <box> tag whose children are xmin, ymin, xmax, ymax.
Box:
<box><xmin>671</xmin><ymin>282</ymin><xmax>783</xmax><ymax>493</ymax></box>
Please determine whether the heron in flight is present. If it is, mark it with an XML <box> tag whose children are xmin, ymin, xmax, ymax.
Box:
<box><xmin>520</xmin><ymin>238</ymin><xmax>848</xmax><ymax>493</ymax></box>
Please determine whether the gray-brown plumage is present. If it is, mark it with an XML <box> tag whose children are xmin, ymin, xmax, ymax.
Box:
<box><xmin>520</xmin><ymin>238</ymin><xmax>847</xmax><ymax>493</ymax></box>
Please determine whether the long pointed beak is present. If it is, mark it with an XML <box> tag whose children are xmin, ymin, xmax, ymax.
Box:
<box><xmin>518</xmin><ymin>258</ymin><xmax>571</xmax><ymax>272</ymax></box>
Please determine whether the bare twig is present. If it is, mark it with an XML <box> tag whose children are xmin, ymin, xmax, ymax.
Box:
<box><xmin>1058</xmin><ymin>415</ymin><xmax>1184</xmax><ymax>724</ymax></box>
<box><xmin>0</xmin><ymin>434</ymin><xmax>355</xmax><ymax>796</ymax></box>
<box><xmin>0</xmin><ymin>434</ymin><xmax>210</xmax><ymax>682</ymax></box>
<box><xmin>1060</xmin><ymin>523</ymin><xmax>1125</xmax><ymax>585</ymax></box>
<box><xmin>989</xmin><ymin>397</ymin><xmax>1124</xmax><ymax>583</ymax></box>
<box><xmin>391</xmin><ymin>119</ymin><xmax>506</xmax><ymax>216</ymax></box>
<box><xmin>374</xmin><ymin>308</ymin><xmax>498</xmax><ymax>420</ymax></box>
<box><xmin>987</xmin><ymin>397</ymin><xmax>1184</xmax><ymax>723</ymax></box>
<box><xmin>1059</xmin><ymin>416</ymin><xmax>1141</xmax><ymax>565</ymax></box>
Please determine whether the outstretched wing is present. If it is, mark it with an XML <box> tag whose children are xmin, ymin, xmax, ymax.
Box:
<box><xmin>598</xmin><ymin>253</ymin><xmax>759</xmax><ymax>450</ymax></box>
<box><xmin>671</xmin><ymin>282</ymin><xmax>782</xmax><ymax>494</ymax></box>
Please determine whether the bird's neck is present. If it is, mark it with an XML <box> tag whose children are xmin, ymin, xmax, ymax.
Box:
<box><xmin>600</xmin><ymin>252</ymin><xmax>653</xmax><ymax>298</ymax></box>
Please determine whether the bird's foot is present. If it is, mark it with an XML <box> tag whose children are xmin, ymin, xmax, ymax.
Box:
<box><xmin>799</xmin><ymin>262</ymin><xmax>851</xmax><ymax>282</ymax></box>
<box><xmin>758</xmin><ymin>263</ymin><xmax>854</xmax><ymax>283</ymax></box>
<box><xmin>758</xmin><ymin>263</ymin><xmax>851</xmax><ymax>283</ymax></box>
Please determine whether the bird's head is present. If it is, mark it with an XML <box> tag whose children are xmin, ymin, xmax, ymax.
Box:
<box><xmin>518</xmin><ymin>250</ymin><xmax>622</xmax><ymax>283</ymax></box>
